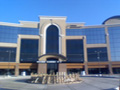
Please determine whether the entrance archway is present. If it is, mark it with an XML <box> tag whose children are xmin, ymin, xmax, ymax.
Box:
<box><xmin>47</xmin><ymin>58</ymin><xmax>58</xmax><ymax>74</ymax></box>
<box><xmin>37</xmin><ymin>54</ymin><xmax>67</xmax><ymax>74</ymax></box>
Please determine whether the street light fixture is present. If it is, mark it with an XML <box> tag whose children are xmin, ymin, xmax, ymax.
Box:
<box><xmin>95</xmin><ymin>51</ymin><xmax>102</xmax><ymax>76</ymax></box>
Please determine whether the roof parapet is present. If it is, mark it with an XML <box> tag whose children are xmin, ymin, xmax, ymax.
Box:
<box><xmin>19</xmin><ymin>21</ymin><xmax>39</xmax><ymax>28</ymax></box>
<box><xmin>66</xmin><ymin>22</ymin><xmax>85</xmax><ymax>28</ymax></box>
<box><xmin>39</xmin><ymin>16</ymin><xmax>67</xmax><ymax>20</ymax></box>
<box><xmin>0</xmin><ymin>22</ymin><xmax>21</xmax><ymax>27</ymax></box>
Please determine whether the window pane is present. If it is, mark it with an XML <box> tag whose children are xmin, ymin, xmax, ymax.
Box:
<box><xmin>46</xmin><ymin>25</ymin><xmax>59</xmax><ymax>54</ymax></box>
<box><xmin>20</xmin><ymin>39</ymin><xmax>38</xmax><ymax>63</ymax></box>
<box><xmin>66</xmin><ymin>28</ymin><xmax>106</xmax><ymax>44</ymax></box>
<box><xmin>0</xmin><ymin>25</ymin><xmax>39</xmax><ymax>43</ymax></box>
<box><xmin>0</xmin><ymin>47</ymin><xmax>16</xmax><ymax>62</ymax></box>
<box><xmin>87</xmin><ymin>47</ymin><xmax>108</xmax><ymax>62</ymax></box>
<box><xmin>108</xmin><ymin>26</ymin><xmax>120</xmax><ymax>61</ymax></box>
<box><xmin>66</xmin><ymin>39</ymin><xmax>84</xmax><ymax>63</ymax></box>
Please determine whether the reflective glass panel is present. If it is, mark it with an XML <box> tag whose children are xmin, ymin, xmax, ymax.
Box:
<box><xmin>66</xmin><ymin>39</ymin><xmax>84</xmax><ymax>63</ymax></box>
<box><xmin>20</xmin><ymin>39</ymin><xmax>38</xmax><ymax>63</ymax></box>
<box><xmin>88</xmin><ymin>68</ymin><xmax>109</xmax><ymax>74</ymax></box>
<box><xmin>0</xmin><ymin>25</ymin><xmax>39</xmax><ymax>43</ymax></box>
<box><xmin>0</xmin><ymin>47</ymin><xmax>16</xmax><ymax>62</ymax></box>
<box><xmin>113</xmin><ymin>68</ymin><xmax>120</xmax><ymax>74</ymax></box>
<box><xmin>108</xmin><ymin>26</ymin><xmax>120</xmax><ymax>61</ymax></box>
<box><xmin>66</xmin><ymin>28</ymin><xmax>106</xmax><ymax>44</ymax></box>
<box><xmin>0</xmin><ymin>25</ymin><xmax>18</xmax><ymax>43</ymax></box>
<box><xmin>46</xmin><ymin>25</ymin><xmax>59</xmax><ymax>54</ymax></box>
<box><xmin>87</xmin><ymin>47</ymin><xmax>108</xmax><ymax>62</ymax></box>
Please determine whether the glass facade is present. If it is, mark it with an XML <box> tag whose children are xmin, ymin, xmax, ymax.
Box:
<box><xmin>46</xmin><ymin>25</ymin><xmax>59</xmax><ymax>54</ymax></box>
<box><xmin>20</xmin><ymin>39</ymin><xmax>38</xmax><ymax>63</ymax></box>
<box><xmin>66</xmin><ymin>39</ymin><xmax>84</xmax><ymax>63</ymax></box>
<box><xmin>0</xmin><ymin>25</ymin><xmax>39</xmax><ymax>43</ymax></box>
<box><xmin>0</xmin><ymin>47</ymin><xmax>16</xmax><ymax>62</ymax></box>
<box><xmin>113</xmin><ymin>68</ymin><xmax>120</xmax><ymax>74</ymax></box>
<box><xmin>87</xmin><ymin>47</ymin><xmax>108</xmax><ymax>62</ymax></box>
<box><xmin>66</xmin><ymin>28</ymin><xmax>106</xmax><ymax>44</ymax></box>
<box><xmin>67</xmin><ymin>69</ymin><xmax>83</xmax><ymax>74</ymax></box>
<box><xmin>19</xmin><ymin>69</ymin><xmax>37</xmax><ymax>75</ymax></box>
<box><xmin>0</xmin><ymin>25</ymin><xmax>18</xmax><ymax>43</ymax></box>
<box><xmin>18</xmin><ymin>27</ymin><xmax>39</xmax><ymax>35</ymax></box>
<box><xmin>108</xmin><ymin>26</ymin><xmax>120</xmax><ymax>61</ymax></box>
<box><xmin>0</xmin><ymin>69</ymin><xmax>15</xmax><ymax>75</ymax></box>
<box><xmin>0</xmin><ymin>16</ymin><xmax>120</xmax><ymax>75</ymax></box>
<box><xmin>88</xmin><ymin>68</ymin><xmax>109</xmax><ymax>74</ymax></box>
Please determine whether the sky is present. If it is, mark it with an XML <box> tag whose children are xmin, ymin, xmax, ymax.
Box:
<box><xmin>0</xmin><ymin>0</ymin><xmax>120</xmax><ymax>25</ymax></box>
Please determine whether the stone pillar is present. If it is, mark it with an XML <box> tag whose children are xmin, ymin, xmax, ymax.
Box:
<box><xmin>83</xmin><ymin>36</ymin><xmax>88</xmax><ymax>75</ymax></box>
<box><xmin>84</xmin><ymin>62</ymin><xmax>88</xmax><ymax>75</ymax></box>
<box><xmin>38</xmin><ymin>63</ymin><xmax>47</xmax><ymax>74</ymax></box>
<box><xmin>15</xmin><ymin>63</ymin><xmax>19</xmax><ymax>76</ymax></box>
<box><xmin>59</xmin><ymin>63</ymin><xmax>67</xmax><ymax>72</ymax></box>
<box><xmin>105</xmin><ymin>26</ymin><xmax>113</xmax><ymax>75</ymax></box>
<box><xmin>108</xmin><ymin>61</ymin><xmax>113</xmax><ymax>74</ymax></box>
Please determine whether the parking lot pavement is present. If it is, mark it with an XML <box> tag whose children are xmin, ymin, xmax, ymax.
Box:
<box><xmin>0</xmin><ymin>76</ymin><xmax>30</xmax><ymax>80</ymax></box>
<box><xmin>0</xmin><ymin>76</ymin><xmax>119</xmax><ymax>90</ymax></box>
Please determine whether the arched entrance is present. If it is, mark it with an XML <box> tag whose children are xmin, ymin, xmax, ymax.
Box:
<box><xmin>47</xmin><ymin>58</ymin><xmax>58</xmax><ymax>74</ymax></box>
<box><xmin>37</xmin><ymin>54</ymin><xmax>67</xmax><ymax>74</ymax></box>
<box><xmin>38</xmin><ymin>24</ymin><xmax>66</xmax><ymax>74</ymax></box>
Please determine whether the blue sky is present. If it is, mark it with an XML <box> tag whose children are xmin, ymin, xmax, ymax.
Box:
<box><xmin>0</xmin><ymin>0</ymin><xmax>120</xmax><ymax>25</ymax></box>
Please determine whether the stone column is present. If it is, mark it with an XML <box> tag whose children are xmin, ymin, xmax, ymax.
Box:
<box><xmin>38</xmin><ymin>63</ymin><xmax>47</xmax><ymax>74</ymax></box>
<box><xmin>83</xmin><ymin>36</ymin><xmax>88</xmax><ymax>75</ymax></box>
<box><xmin>59</xmin><ymin>63</ymin><xmax>67</xmax><ymax>73</ymax></box>
<box><xmin>105</xmin><ymin>26</ymin><xmax>113</xmax><ymax>74</ymax></box>
<box><xmin>84</xmin><ymin>62</ymin><xmax>88</xmax><ymax>75</ymax></box>
<box><xmin>15</xmin><ymin>63</ymin><xmax>19</xmax><ymax>76</ymax></box>
<box><xmin>108</xmin><ymin>61</ymin><xmax>113</xmax><ymax>74</ymax></box>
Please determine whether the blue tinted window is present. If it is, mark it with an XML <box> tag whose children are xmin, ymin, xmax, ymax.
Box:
<box><xmin>87</xmin><ymin>47</ymin><xmax>108</xmax><ymax>62</ymax></box>
<box><xmin>66</xmin><ymin>39</ymin><xmax>84</xmax><ymax>63</ymax></box>
<box><xmin>66</xmin><ymin>28</ymin><xmax>106</xmax><ymax>44</ymax></box>
<box><xmin>108</xmin><ymin>26</ymin><xmax>120</xmax><ymax>61</ymax></box>
<box><xmin>20</xmin><ymin>39</ymin><xmax>38</xmax><ymax>63</ymax></box>
<box><xmin>46</xmin><ymin>25</ymin><xmax>59</xmax><ymax>54</ymax></box>
<box><xmin>0</xmin><ymin>47</ymin><xmax>16</xmax><ymax>62</ymax></box>
<box><xmin>113</xmin><ymin>68</ymin><xmax>120</xmax><ymax>74</ymax></box>
<box><xmin>0</xmin><ymin>25</ymin><xmax>39</xmax><ymax>43</ymax></box>
<box><xmin>0</xmin><ymin>25</ymin><xmax>18</xmax><ymax>43</ymax></box>
<box><xmin>88</xmin><ymin>68</ymin><xmax>109</xmax><ymax>74</ymax></box>
<box><xmin>18</xmin><ymin>27</ymin><xmax>39</xmax><ymax>35</ymax></box>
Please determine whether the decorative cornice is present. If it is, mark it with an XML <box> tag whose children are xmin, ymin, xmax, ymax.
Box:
<box><xmin>39</xmin><ymin>16</ymin><xmax>67</xmax><ymax>20</ymax></box>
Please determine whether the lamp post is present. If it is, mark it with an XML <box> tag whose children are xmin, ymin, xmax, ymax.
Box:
<box><xmin>95</xmin><ymin>51</ymin><xmax>102</xmax><ymax>76</ymax></box>
<box><xmin>6</xmin><ymin>50</ymin><xmax>14</xmax><ymax>77</ymax></box>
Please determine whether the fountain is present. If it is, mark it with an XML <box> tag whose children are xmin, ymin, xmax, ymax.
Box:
<box><xmin>28</xmin><ymin>72</ymin><xmax>82</xmax><ymax>84</ymax></box>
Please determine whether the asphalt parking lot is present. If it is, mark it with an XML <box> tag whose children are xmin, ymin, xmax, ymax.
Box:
<box><xmin>0</xmin><ymin>75</ymin><xmax>119</xmax><ymax>90</ymax></box>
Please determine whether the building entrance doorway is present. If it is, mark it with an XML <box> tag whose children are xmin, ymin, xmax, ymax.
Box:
<box><xmin>47</xmin><ymin>58</ymin><xmax>58</xmax><ymax>74</ymax></box>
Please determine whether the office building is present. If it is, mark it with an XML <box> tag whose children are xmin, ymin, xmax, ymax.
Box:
<box><xmin>0</xmin><ymin>16</ymin><xmax>120</xmax><ymax>76</ymax></box>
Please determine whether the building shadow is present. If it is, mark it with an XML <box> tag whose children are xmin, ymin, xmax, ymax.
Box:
<box><xmin>0</xmin><ymin>88</ymin><xmax>15</xmax><ymax>90</ymax></box>
<box><xmin>15</xmin><ymin>79</ymin><xmax>29</xmax><ymax>83</ymax></box>
<box><xmin>103</xmin><ymin>88</ymin><xmax>116</xmax><ymax>90</ymax></box>
<box><xmin>80</xmin><ymin>75</ymin><xmax>117</xmax><ymax>79</ymax></box>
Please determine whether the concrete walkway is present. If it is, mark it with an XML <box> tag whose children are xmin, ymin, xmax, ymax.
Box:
<box><xmin>0</xmin><ymin>75</ymin><xmax>119</xmax><ymax>90</ymax></box>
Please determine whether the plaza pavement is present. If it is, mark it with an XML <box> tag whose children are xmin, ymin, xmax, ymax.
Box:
<box><xmin>0</xmin><ymin>75</ymin><xmax>120</xmax><ymax>90</ymax></box>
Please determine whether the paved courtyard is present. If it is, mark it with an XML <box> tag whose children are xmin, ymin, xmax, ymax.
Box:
<box><xmin>0</xmin><ymin>75</ymin><xmax>119</xmax><ymax>90</ymax></box>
